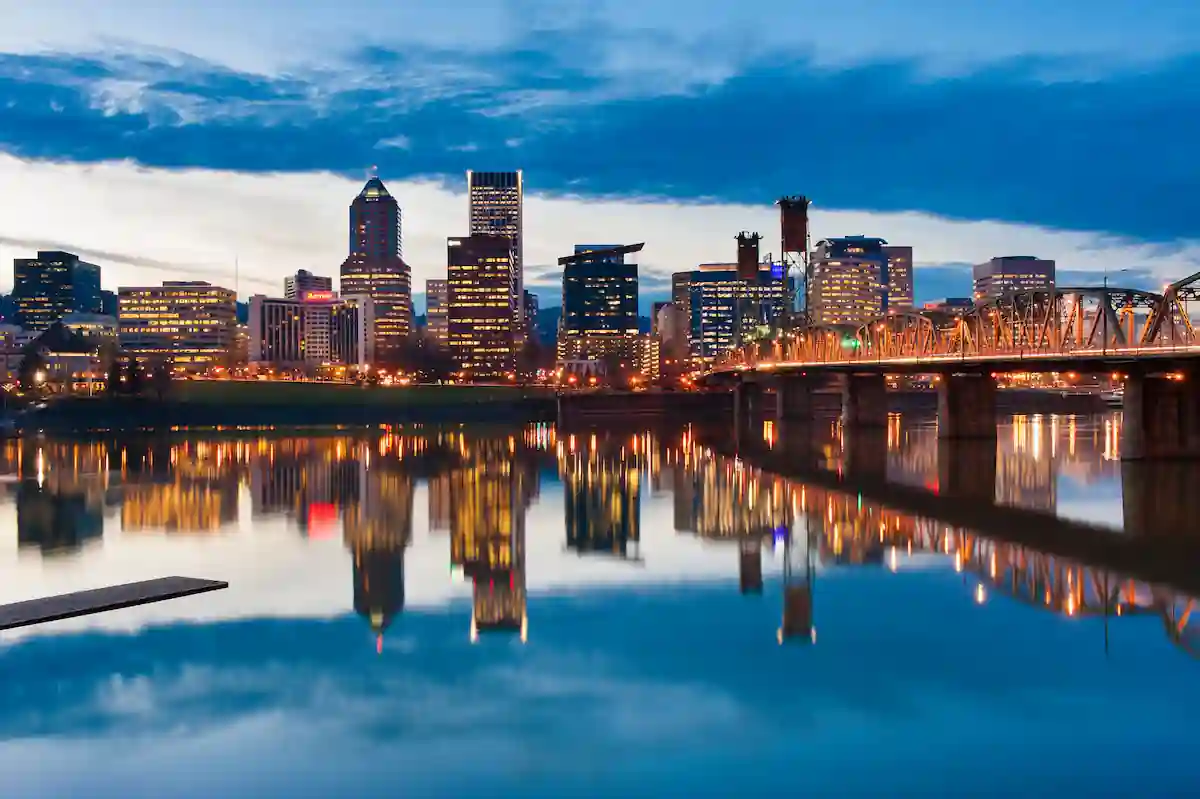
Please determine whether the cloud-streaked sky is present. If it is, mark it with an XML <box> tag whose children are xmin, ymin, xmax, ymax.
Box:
<box><xmin>1</xmin><ymin>0</ymin><xmax>1197</xmax><ymax>305</ymax></box>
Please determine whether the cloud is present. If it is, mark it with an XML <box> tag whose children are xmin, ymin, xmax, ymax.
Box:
<box><xmin>1</xmin><ymin>154</ymin><xmax>1198</xmax><ymax>303</ymax></box>
<box><xmin>0</xmin><ymin>39</ymin><xmax>1199</xmax><ymax>241</ymax></box>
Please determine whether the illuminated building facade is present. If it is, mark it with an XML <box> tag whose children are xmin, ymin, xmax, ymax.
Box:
<box><xmin>285</xmin><ymin>269</ymin><xmax>332</xmax><ymax>301</ymax></box>
<box><xmin>557</xmin><ymin>244</ymin><xmax>640</xmax><ymax>363</ymax></box>
<box><xmin>12</xmin><ymin>250</ymin><xmax>103</xmax><ymax>331</ymax></box>
<box><xmin>467</xmin><ymin>170</ymin><xmax>523</xmax><ymax>338</ymax></box>
<box><xmin>339</xmin><ymin>177</ymin><xmax>411</xmax><ymax>363</ymax></box>
<box><xmin>425</xmin><ymin>278</ymin><xmax>449</xmax><ymax>345</ymax></box>
<box><xmin>882</xmin><ymin>245</ymin><xmax>915</xmax><ymax>310</ymax></box>
<box><xmin>972</xmin><ymin>256</ymin><xmax>1056</xmax><ymax>301</ymax></box>
<box><xmin>446</xmin><ymin>234</ymin><xmax>517</xmax><ymax>379</ymax></box>
<box><xmin>522</xmin><ymin>289</ymin><xmax>539</xmax><ymax>339</ymax></box>
<box><xmin>248</xmin><ymin>293</ymin><xmax>375</xmax><ymax>369</ymax></box>
<box><xmin>688</xmin><ymin>263</ymin><xmax>794</xmax><ymax>359</ymax></box>
<box><xmin>809</xmin><ymin>237</ymin><xmax>890</xmax><ymax>326</ymax></box>
<box><xmin>118</xmin><ymin>281</ymin><xmax>237</xmax><ymax>370</ymax></box>
<box><xmin>635</xmin><ymin>334</ymin><xmax>660</xmax><ymax>381</ymax></box>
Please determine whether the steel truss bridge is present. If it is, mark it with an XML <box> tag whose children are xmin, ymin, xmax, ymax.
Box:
<box><xmin>710</xmin><ymin>272</ymin><xmax>1200</xmax><ymax>374</ymax></box>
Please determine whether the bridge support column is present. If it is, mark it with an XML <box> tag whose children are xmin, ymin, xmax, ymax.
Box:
<box><xmin>936</xmin><ymin>439</ymin><xmax>997</xmax><ymax>503</ymax></box>
<box><xmin>936</xmin><ymin>373</ymin><xmax>997</xmax><ymax>440</ymax></box>
<box><xmin>841</xmin><ymin>373</ymin><xmax>887</xmax><ymax>428</ymax></box>
<box><xmin>1121</xmin><ymin>370</ymin><xmax>1200</xmax><ymax>460</ymax></box>
<box><xmin>734</xmin><ymin>381</ymin><xmax>765</xmax><ymax>431</ymax></box>
<box><xmin>842</xmin><ymin>427</ymin><xmax>888</xmax><ymax>482</ymax></box>
<box><xmin>776</xmin><ymin>375</ymin><xmax>816</xmax><ymax>421</ymax></box>
<box><xmin>1121</xmin><ymin>461</ymin><xmax>1197</xmax><ymax>537</ymax></box>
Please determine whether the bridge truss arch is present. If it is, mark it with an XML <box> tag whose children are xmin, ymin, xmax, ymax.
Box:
<box><xmin>717</xmin><ymin>282</ymin><xmax>1196</xmax><ymax>372</ymax></box>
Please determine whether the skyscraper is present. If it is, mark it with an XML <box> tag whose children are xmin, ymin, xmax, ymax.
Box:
<box><xmin>972</xmin><ymin>256</ymin><xmax>1056</xmax><ymax>301</ymax></box>
<box><xmin>12</xmin><ymin>250</ymin><xmax>103</xmax><ymax>331</ymax></box>
<box><xmin>446</xmin><ymin>234</ymin><xmax>517</xmax><ymax>379</ymax></box>
<box><xmin>340</xmin><ymin>176</ymin><xmax>411</xmax><ymax>363</ymax></box>
<box><xmin>467</xmin><ymin>170</ymin><xmax>523</xmax><ymax>340</ymax></box>
<box><xmin>882</xmin><ymin>246</ymin><xmax>915</xmax><ymax>310</ymax></box>
<box><xmin>688</xmin><ymin>263</ymin><xmax>794</xmax><ymax>360</ymax></box>
<box><xmin>808</xmin><ymin>236</ymin><xmax>890</xmax><ymax>326</ymax></box>
<box><xmin>425</xmin><ymin>278</ymin><xmax>449</xmax><ymax>345</ymax></box>
<box><xmin>285</xmin><ymin>269</ymin><xmax>333</xmax><ymax>301</ymax></box>
<box><xmin>557</xmin><ymin>243</ymin><xmax>641</xmax><ymax>362</ymax></box>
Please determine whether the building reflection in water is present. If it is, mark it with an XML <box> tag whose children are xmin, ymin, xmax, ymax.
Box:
<box><xmin>562</xmin><ymin>432</ymin><xmax>642</xmax><ymax>562</ymax></box>
<box><xmin>0</xmin><ymin>417</ymin><xmax>1195</xmax><ymax>659</ymax></box>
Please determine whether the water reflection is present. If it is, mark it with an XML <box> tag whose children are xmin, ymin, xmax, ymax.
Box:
<box><xmin>1</xmin><ymin>419</ymin><xmax>1196</xmax><ymax>658</ymax></box>
<box><xmin>1</xmin><ymin>420</ymin><xmax>1200</xmax><ymax>796</ymax></box>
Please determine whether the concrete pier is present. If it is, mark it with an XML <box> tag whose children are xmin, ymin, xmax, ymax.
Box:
<box><xmin>1122</xmin><ymin>370</ymin><xmax>1200</xmax><ymax>460</ymax></box>
<box><xmin>841</xmin><ymin>373</ymin><xmax>888</xmax><ymax>428</ymax></box>
<box><xmin>937</xmin><ymin>439</ymin><xmax>998</xmax><ymax>503</ymax></box>
<box><xmin>937</xmin><ymin>373</ymin><xmax>997</xmax><ymax>440</ymax></box>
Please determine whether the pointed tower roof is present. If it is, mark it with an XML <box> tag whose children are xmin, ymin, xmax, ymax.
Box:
<box><xmin>358</xmin><ymin>177</ymin><xmax>391</xmax><ymax>199</ymax></box>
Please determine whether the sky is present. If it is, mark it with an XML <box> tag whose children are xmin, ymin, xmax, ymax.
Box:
<box><xmin>1</xmin><ymin>0</ymin><xmax>1198</xmax><ymax>307</ymax></box>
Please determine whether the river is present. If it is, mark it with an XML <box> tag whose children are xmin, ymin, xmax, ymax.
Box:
<box><xmin>0</xmin><ymin>413</ymin><xmax>1196</xmax><ymax>797</ymax></box>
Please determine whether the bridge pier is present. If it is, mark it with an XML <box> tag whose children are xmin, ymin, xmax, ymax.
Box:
<box><xmin>937</xmin><ymin>373</ymin><xmax>997</xmax><ymax>440</ymax></box>
<box><xmin>937</xmin><ymin>439</ymin><xmax>998</xmax><ymax>503</ymax></box>
<box><xmin>842</xmin><ymin>427</ymin><xmax>888</xmax><ymax>482</ymax></box>
<box><xmin>734</xmin><ymin>381</ymin><xmax>766</xmax><ymax>430</ymax></box>
<box><xmin>842</xmin><ymin>373</ymin><xmax>888</xmax><ymax>428</ymax></box>
<box><xmin>775</xmin><ymin>375</ymin><xmax>816</xmax><ymax>421</ymax></box>
<box><xmin>1122</xmin><ymin>370</ymin><xmax>1200</xmax><ymax>460</ymax></box>
<box><xmin>1121</xmin><ymin>461</ymin><xmax>1198</xmax><ymax>537</ymax></box>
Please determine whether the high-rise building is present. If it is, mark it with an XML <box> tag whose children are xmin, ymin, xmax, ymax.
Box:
<box><xmin>446</xmin><ymin>234</ymin><xmax>517</xmax><ymax>379</ymax></box>
<box><xmin>467</xmin><ymin>171</ymin><xmax>523</xmax><ymax>340</ymax></box>
<box><xmin>522</xmin><ymin>289</ymin><xmax>539</xmax><ymax>339</ymax></box>
<box><xmin>247</xmin><ymin>293</ymin><xmax>375</xmax><ymax>370</ymax></box>
<box><xmin>972</xmin><ymin>256</ymin><xmax>1056</xmax><ymax>301</ymax></box>
<box><xmin>117</xmin><ymin>281</ymin><xmax>237</xmax><ymax>371</ymax></box>
<box><xmin>285</xmin><ymin>269</ymin><xmax>333</xmax><ymax>301</ymax></box>
<box><xmin>808</xmin><ymin>236</ymin><xmax>890</xmax><ymax>326</ymax></box>
<box><xmin>12</xmin><ymin>250</ymin><xmax>103</xmax><ymax>331</ymax></box>
<box><xmin>882</xmin><ymin>245</ymin><xmax>914</xmax><ymax>310</ymax></box>
<box><xmin>100</xmin><ymin>290</ymin><xmax>118</xmax><ymax>317</ymax></box>
<box><xmin>339</xmin><ymin>177</ymin><xmax>411</xmax><ymax>363</ymax></box>
<box><xmin>688</xmin><ymin>263</ymin><xmax>794</xmax><ymax>360</ymax></box>
<box><xmin>655</xmin><ymin>302</ymin><xmax>690</xmax><ymax>376</ymax></box>
<box><xmin>425</xmin><ymin>278</ymin><xmax>448</xmax><ymax>345</ymax></box>
<box><xmin>556</xmin><ymin>243</ymin><xmax>641</xmax><ymax>362</ymax></box>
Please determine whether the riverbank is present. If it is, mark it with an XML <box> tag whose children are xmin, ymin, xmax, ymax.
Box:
<box><xmin>19</xmin><ymin>382</ymin><xmax>558</xmax><ymax>432</ymax></box>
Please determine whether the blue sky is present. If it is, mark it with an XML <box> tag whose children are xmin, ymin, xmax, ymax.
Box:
<box><xmin>0</xmin><ymin>0</ymin><xmax>1198</xmax><ymax>305</ymax></box>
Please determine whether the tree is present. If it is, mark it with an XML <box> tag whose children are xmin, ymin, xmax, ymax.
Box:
<box><xmin>516</xmin><ymin>336</ymin><xmax>552</xmax><ymax>383</ymax></box>
<box><xmin>151</xmin><ymin>360</ymin><xmax>173</xmax><ymax>401</ymax></box>
<box><xmin>124</xmin><ymin>356</ymin><xmax>143</xmax><ymax>396</ymax></box>
<box><xmin>105</xmin><ymin>359</ymin><xmax>124</xmax><ymax>396</ymax></box>
<box><xmin>17</xmin><ymin>348</ymin><xmax>47</xmax><ymax>393</ymax></box>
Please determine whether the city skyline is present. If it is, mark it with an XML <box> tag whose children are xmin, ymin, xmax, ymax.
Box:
<box><xmin>0</xmin><ymin>2</ymin><xmax>1196</xmax><ymax>305</ymax></box>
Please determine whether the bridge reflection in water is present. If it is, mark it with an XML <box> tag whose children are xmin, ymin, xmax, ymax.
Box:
<box><xmin>3</xmin><ymin>420</ymin><xmax>1197</xmax><ymax>658</ymax></box>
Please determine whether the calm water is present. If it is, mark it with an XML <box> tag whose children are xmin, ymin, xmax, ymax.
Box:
<box><xmin>1</xmin><ymin>415</ymin><xmax>1198</xmax><ymax>798</ymax></box>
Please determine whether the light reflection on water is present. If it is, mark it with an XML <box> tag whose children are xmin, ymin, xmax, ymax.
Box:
<box><xmin>0</xmin><ymin>415</ymin><xmax>1197</xmax><ymax>798</ymax></box>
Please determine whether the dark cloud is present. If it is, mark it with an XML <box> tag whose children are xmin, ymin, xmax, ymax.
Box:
<box><xmin>0</xmin><ymin>42</ymin><xmax>1197</xmax><ymax>241</ymax></box>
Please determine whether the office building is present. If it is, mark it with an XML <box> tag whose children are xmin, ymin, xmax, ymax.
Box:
<box><xmin>688</xmin><ymin>263</ymin><xmax>793</xmax><ymax>360</ymax></box>
<box><xmin>556</xmin><ymin>243</ymin><xmax>641</xmax><ymax>362</ymax></box>
<box><xmin>339</xmin><ymin>176</ymin><xmax>411</xmax><ymax>363</ymax></box>
<box><xmin>446</xmin><ymin>234</ymin><xmax>517</xmax><ymax>379</ymax></box>
<box><xmin>247</xmin><ymin>293</ymin><xmax>374</xmax><ymax>370</ymax></box>
<box><xmin>61</xmin><ymin>312</ymin><xmax>119</xmax><ymax>341</ymax></box>
<box><xmin>100</xmin><ymin>290</ymin><xmax>117</xmax><ymax>317</ymax></box>
<box><xmin>426</xmin><ymin>278</ymin><xmax>449</xmax><ymax>345</ymax></box>
<box><xmin>655</xmin><ymin>302</ymin><xmax>690</xmax><ymax>375</ymax></box>
<box><xmin>285</xmin><ymin>269</ymin><xmax>332</xmax><ymax>301</ymax></box>
<box><xmin>923</xmin><ymin>297</ymin><xmax>974</xmax><ymax>313</ymax></box>
<box><xmin>522</xmin><ymin>289</ymin><xmax>539</xmax><ymax>339</ymax></box>
<box><xmin>808</xmin><ymin>236</ymin><xmax>890</xmax><ymax>326</ymax></box>
<box><xmin>12</xmin><ymin>250</ymin><xmax>103</xmax><ymax>331</ymax></box>
<box><xmin>882</xmin><ymin>245</ymin><xmax>915</xmax><ymax>310</ymax></box>
<box><xmin>972</xmin><ymin>256</ymin><xmax>1056</xmax><ymax>301</ymax></box>
<box><xmin>118</xmin><ymin>281</ymin><xmax>237</xmax><ymax>370</ymax></box>
<box><xmin>467</xmin><ymin>171</ymin><xmax>523</xmax><ymax>338</ymax></box>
